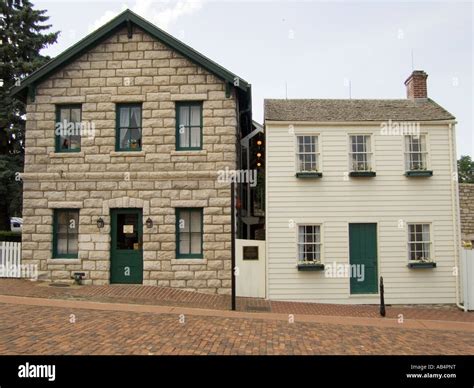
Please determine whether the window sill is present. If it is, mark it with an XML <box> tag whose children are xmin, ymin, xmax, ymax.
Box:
<box><xmin>111</xmin><ymin>151</ymin><xmax>145</xmax><ymax>157</ymax></box>
<box><xmin>47</xmin><ymin>258</ymin><xmax>81</xmax><ymax>264</ymax></box>
<box><xmin>297</xmin><ymin>263</ymin><xmax>325</xmax><ymax>271</ymax></box>
<box><xmin>349</xmin><ymin>171</ymin><xmax>376</xmax><ymax>177</ymax></box>
<box><xmin>405</xmin><ymin>170</ymin><xmax>433</xmax><ymax>177</ymax></box>
<box><xmin>407</xmin><ymin>261</ymin><xmax>437</xmax><ymax>269</ymax></box>
<box><xmin>171</xmin><ymin>258</ymin><xmax>206</xmax><ymax>265</ymax></box>
<box><xmin>49</xmin><ymin>151</ymin><xmax>84</xmax><ymax>158</ymax></box>
<box><xmin>295</xmin><ymin>172</ymin><xmax>323</xmax><ymax>179</ymax></box>
<box><xmin>172</xmin><ymin>150</ymin><xmax>206</xmax><ymax>155</ymax></box>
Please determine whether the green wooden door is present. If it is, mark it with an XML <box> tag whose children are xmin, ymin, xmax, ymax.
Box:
<box><xmin>110</xmin><ymin>208</ymin><xmax>143</xmax><ymax>284</ymax></box>
<box><xmin>349</xmin><ymin>223</ymin><xmax>378</xmax><ymax>294</ymax></box>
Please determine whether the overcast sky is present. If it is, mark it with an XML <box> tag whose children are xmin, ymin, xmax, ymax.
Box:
<box><xmin>36</xmin><ymin>0</ymin><xmax>473</xmax><ymax>157</ymax></box>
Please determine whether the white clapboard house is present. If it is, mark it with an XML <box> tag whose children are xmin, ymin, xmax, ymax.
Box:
<box><xmin>264</xmin><ymin>70</ymin><xmax>460</xmax><ymax>304</ymax></box>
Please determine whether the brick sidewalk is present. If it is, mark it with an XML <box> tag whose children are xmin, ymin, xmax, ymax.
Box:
<box><xmin>0</xmin><ymin>279</ymin><xmax>472</xmax><ymax>323</ymax></box>
<box><xmin>1</xmin><ymin>302</ymin><xmax>472</xmax><ymax>355</ymax></box>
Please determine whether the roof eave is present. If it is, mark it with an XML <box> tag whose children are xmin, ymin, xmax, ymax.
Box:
<box><xmin>10</xmin><ymin>9</ymin><xmax>249</xmax><ymax>102</ymax></box>
<box><xmin>264</xmin><ymin>119</ymin><xmax>457</xmax><ymax>125</ymax></box>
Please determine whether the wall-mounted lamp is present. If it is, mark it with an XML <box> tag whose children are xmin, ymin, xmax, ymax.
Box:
<box><xmin>97</xmin><ymin>217</ymin><xmax>104</xmax><ymax>229</ymax></box>
<box><xmin>145</xmin><ymin>217</ymin><xmax>153</xmax><ymax>229</ymax></box>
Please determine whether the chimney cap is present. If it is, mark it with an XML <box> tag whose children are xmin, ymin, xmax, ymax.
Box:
<box><xmin>404</xmin><ymin>70</ymin><xmax>428</xmax><ymax>86</ymax></box>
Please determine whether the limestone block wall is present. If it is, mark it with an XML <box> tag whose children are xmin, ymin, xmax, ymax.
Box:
<box><xmin>21</xmin><ymin>26</ymin><xmax>237</xmax><ymax>294</ymax></box>
<box><xmin>460</xmin><ymin>183</ymin><xmax>474</xmax><ymax>240</ymax></box>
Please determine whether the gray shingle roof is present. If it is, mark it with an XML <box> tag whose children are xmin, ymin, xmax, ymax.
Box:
<box><xmin>264</xmin><ymin>98</ymin><xmax>455</xmax><ymax>122</ymax></box>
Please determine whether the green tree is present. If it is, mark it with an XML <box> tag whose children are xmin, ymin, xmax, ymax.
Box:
<box><xmin>0</xmin><ymin>0</ymin><xmax>59</xmax><ymax>230</ymax></box>
<box><xmin>458</xmin><ymin>155</ymin><xmax>474</xmax><ymax>183</ymax></box>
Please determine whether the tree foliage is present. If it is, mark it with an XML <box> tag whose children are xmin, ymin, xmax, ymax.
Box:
<box><xmin>0</xmin><ymin>0</ymin><xmax>59</xmax><ymax>229</ymax></box>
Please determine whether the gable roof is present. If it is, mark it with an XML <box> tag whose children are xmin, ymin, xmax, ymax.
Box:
<box><xmin>264</xmin><ymin>98</ymin><xmax>455</xmax><ymax>122</ymax></box>
<box><xmin>10</xmin><ymin>9</ymin><xmax>250</xmax><ymax>102</ymax></box>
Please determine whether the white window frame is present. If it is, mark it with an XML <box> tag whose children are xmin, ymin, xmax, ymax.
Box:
<box><xmin>297</xmin><ymin>224</ymin><xmax>322</xmax><ymax>264</ymax></box>
<box><xmin>296</xmin><ymin>135</ymin><xmax>320</xmax><ymax>173</ymax></box>
<box><xmin>404</xmin><ymin>134</ymin><xmax>429</xmax><ymax>171</ymax></box>
<box><xmin>407</xmin><ymin>223</ymin><xmax>432</xmax><ymax>262</ymax></box>
<box><xmin>349</xmin><ymin>134</ymin><xmax>373</xmax><ymax>172</ymax></box>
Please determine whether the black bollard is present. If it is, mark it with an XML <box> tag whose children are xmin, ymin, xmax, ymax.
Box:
<box><xmin>380</xmin><ymin>276</ymin><xmax>386</xmax><ymax>317</ymax></box>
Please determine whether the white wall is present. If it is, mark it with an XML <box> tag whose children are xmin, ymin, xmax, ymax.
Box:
<box><xmin>265</xmin><ymin>122</ymin><xmax>459</xmax><ymax>304</ymax></box>
<box><xmin>236</xmin><ymin>239</ymin><xmax>266</xmax><ymax>298</ymax></box>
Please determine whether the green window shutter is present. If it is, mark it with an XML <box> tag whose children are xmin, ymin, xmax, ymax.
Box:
<box><xmin>116</xmin><ymin>103</ymin><xmax>143</xmax><ymax>151</ymax></box>
<box><xmin>55</xmin><ymin>105</ymin><xmax>82</xmax><ymax>152</ymax></box>
<box><xmin>176</xmin><ymin>208</ymin><xmax>203</xmax><ymax>258</ymax></box>
<box><xmin>53</xmin><ymin>209</ymin><xmax>79</xmax><ymax>259</ymax></box>
<box><xmin>175</xmin><ymin>102</ymin><xmax>203</xmax><ymax>150</ymax></box>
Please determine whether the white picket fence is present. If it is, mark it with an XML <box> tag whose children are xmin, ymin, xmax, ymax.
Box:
<box><xmin>0</xmin><ymin>241</ymin><xmax>22</xmax><ymax>278</ymax></box>
<box><xmin>461</xmin><ymin>248</ymin><xmax>474</xmax><ymax>311</ymax></box>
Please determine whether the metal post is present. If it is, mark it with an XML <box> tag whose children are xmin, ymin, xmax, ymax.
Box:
<box><xmin>231</xmin><ymin>180</ymin><xmax>236</xmax><ymax>311</ymax></box>
<box><xmin>380</xmin><ymin>276</ymin><xmax>386</xmax><ymax>317</ymax></box>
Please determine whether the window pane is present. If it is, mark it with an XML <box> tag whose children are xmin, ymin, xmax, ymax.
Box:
<box><xmin>130</xmin><ymin>107</ymin><xmax>141</xmax><ymax>127</ymax></box>
<box><xmin>190</xmin><ymin>105</ymin><xmax>200</xmax><ymax>126</ymax></box>
<box><xmin>422</xmin><ymin>224</ymin><xmax>430</xmax><ymax>241</ymax></box>
<box><xmin>68</xmin><ymin>235</ymin><xmax>78</xmax><ymax>255</ymax></box>
<box><xmin>351</xmin><ymin>137</ymin><xmax>357</xmax><ymax>152</ymax></box>
<box><xmin>178</xmin><ymin>211</ymin><xmax>191</xmax><ymax>232</ymax></box>
<box><xmin>57</xmin><ymin>235</ymin><xmax>68</xmax><ymax>255</ymax></box>
<box><xmin>419</xmin><ymin>135</ymin><xmax>426</xmax><ymax>152</ymax></box>
<box><xmin>179</xmin><ymin>126</ymin><xmax>189</xmax><ymax>148</ymax></box>
<box><xmin>298</xmin><ymin>226</ymin><xmax>304</xmax><ymax>243</ymax></box>
<box><xmin>298</xmin><ymin>136</ymin><xmax>304</xmax><ymax>153</ymax></box>
<box><xmin>70</xmin><ymin>108</ymin><xmax>81</xmax><ymax>123</ymax></box>
<box><xmin>57</xmin><ymin>211</ymin><xmax>69</xmax><ymax>233</ymax></box>
<box><xmin>179</xmin><ymin>105</ymin><xmax>190</xmax><ymax>127</ymax></box>
<box><xmin>190</xmin><ymin>127</ymin><xmax>200</xmax><ymax>147</ymax></box>
<box><xmin>423</xmin><ymin>243</ymin><xmax>430</xmax><ymax>259</ymax></box>
<box><xmin>130</xmin><ymin>128</ymin><xmax>141</xmax><ymax>148</ymax></box>
<box><xmin>120</xmin><ymin>127</ymin><xmax>130</xmax><ymax>149</ymax></box>
<box><xmin>190</xmin><ymin>233</ymin><xmax>201</xmax><ymax>254</ymax></box>
<box><xmin>55</xmin><ymin>210</ymin><xmax>78</xmax><ymax>257</ymax></box>
<box><xmin>59</xmin><ymin>135</ymin><xmax>70</xmax><ymax>150</ymax></box>
<box><xmin>190</xmin><ymin>211</ymin><xmax>201</xmax><ymax>232</ymax></box>
<box><xmin>179</xmin><ymin>233</ymin><xmax>190</xmax><ymax>254</ymax></box>
<box><xmin>119</xmin><ymin>107</ymin><xmax>130</xmax><ymax>127</ymax></box>
<box><xmin>69</xmin><ymin>211</ymin><xmax>79</xmax><ymax>231</ymax></box>
<box><xmin>70</xmin><ymin>135</ymin><xmax>81</xmax><ymax>150</ymax></box>
<box><xmin>363</xmin><ymin>136</ymin><xmax>370</xmax><ymax>152</ymax></box>
<box><xmin>60</xmin><ymin>108</ymin><xmax>70</xmax><ymax>122</ymax></box>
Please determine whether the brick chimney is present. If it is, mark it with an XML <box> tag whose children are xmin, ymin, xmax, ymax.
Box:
<box><xmin>405</xmin><ymin>70</ymin><xmax>428</xmax><ymax>99</ymax></box>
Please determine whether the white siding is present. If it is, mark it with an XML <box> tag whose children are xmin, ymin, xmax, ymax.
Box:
<box><xmin>266</xmin><ymin>122</ymin><xmax>459</xmax><ymax>304</ymax></box>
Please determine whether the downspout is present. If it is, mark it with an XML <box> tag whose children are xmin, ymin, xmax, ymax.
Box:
<box><xmin>449</xmin><ymin>122</ymin><xmax>465</xmax><ymax>311</ymax></box>
<box><xmin>231</xmin><ymin>180</ymin><xmax>236</xmax><ymax>311</ymax></box>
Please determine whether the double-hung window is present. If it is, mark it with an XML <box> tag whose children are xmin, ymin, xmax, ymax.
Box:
<box><xmin>176</xmin><ymin>102</ymin><xmax>202</xmax><ymax>150</ymax></box>
<box><xmin>116</xmin><ymin>104</ymin><xmax>142</xmax><ymax>151</ymax></box>
<box><xmin>297</xmin><ymin>225</ymin><xmax>321</xmax><ymax>264</ymax></box>
<box><xmin>296</xmin><ymin>135</ymin><xmax>319</xmax><ymax>172</ymax></box>
<box><xmin>53</xmin><ymin>209</ymin><xmax>79</xmax><ymax>258</ymax></box>
<box><xmin>349</xmin><ymin>135</ymin><xmax>372</xmax><ymax>172</ymax></box>
<box><xmin>408</xmin><ymin>223</ymin><xmax>431</xmax><ymax>261</ymax></box>
<box><xmin>176</xmin><ymin>208</ymin><xmax>203</xmax><ymax>258</ymax></box>
<box><xmin>405</xmin><ymin>135</ymin><xmax>428</xmax><ymax>171</ymax></box>
<box><xmin>55</xmin><ymin>105</ymin><xmax>82</xmax><ymax>152</ymax></box>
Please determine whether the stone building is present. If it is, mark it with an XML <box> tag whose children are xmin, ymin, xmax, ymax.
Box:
<box><xmin>11</xmin><ymin>10</ymin><xmax>252</xmax><ymax>293</ymax></box>
<box><xmin>460</xmin><ymin>183</ymin><xmax>474</xmax><ymax>243</ymax></box>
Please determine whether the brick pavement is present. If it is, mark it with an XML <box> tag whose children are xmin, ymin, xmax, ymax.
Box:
<box><xmin>0</xmin><ymin>301</ymin><xmax>472</xmax><ymax>355</ymax></box>
<box><xmin>0</xmin><ymin>279</ymin><xmax>471</xmax><ymax>323</ymax></box>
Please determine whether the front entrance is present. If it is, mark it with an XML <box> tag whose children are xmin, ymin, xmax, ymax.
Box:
<box><xmin>110</xmin><ymin>208</ymin><xmax>143</xmax><ymax>284</ymax></box>
<box><xmin>349</xmin><ymin>223</ymin><xmax>378</xmax><ymax>294</ymax></box>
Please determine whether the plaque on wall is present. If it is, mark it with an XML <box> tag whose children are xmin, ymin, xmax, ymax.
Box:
<box><xmin>243</xmin><ymin>246</ymin><xmax>259</xmax><ymax>260</ymax></box>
